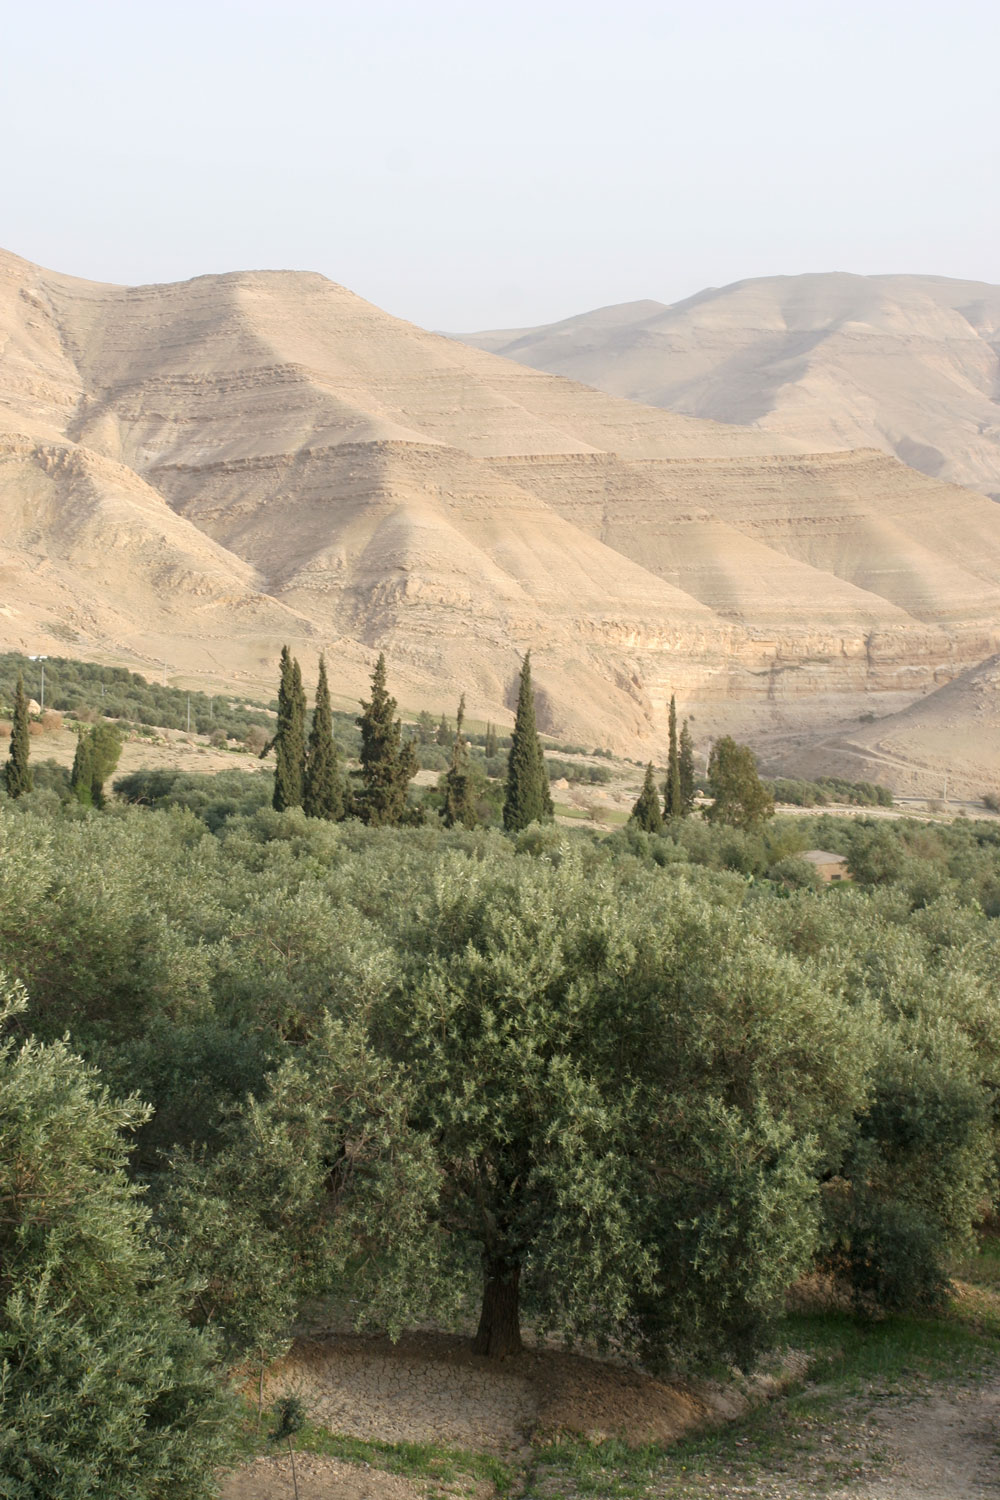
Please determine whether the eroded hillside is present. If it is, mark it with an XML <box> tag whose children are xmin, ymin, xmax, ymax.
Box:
<box><xmin>3</xmin><ymin>249</ymin><xmax>1000</xmax><ymax>789</ymax></box>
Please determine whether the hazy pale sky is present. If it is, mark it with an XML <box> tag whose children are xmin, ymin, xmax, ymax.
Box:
<box><xmin>2</xmin><ymin>0</ymin><xmax>997</xmax><ymax>329</ymax></box>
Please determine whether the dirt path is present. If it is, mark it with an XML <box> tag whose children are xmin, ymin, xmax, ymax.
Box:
<box><xmin>834</xmin><ymin>1379</ymin><xmax>1000</xmax><ymax>1500</ymax></box>
<box><xmin>650</xmin><ymin>1373</ymin><xmax>1000</xmax><ymax>1500</ymax></box>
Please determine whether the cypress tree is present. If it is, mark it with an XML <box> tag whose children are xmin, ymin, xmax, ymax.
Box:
<box><xmin>679</xmin><ymin>719</ymin><xmax>696</xmax><ymax>815</ymax></box>
<box><xmin>4</xmin><ymin>674</ymin><xmax>32</xmax><ymax>798</ymax></box>
<box><xmin>485</xmin><ymin>722</ymin><xmax>498</xmax><ymax>759</ymax></box>
<box><xmin>441</xmin><ymin>722</ymin><xmax>476</xmax><ymax>829</ymax></box>
<box><xmin>88</xmin><ymin>724</ymin><xmax>123</xmax><ymax>808</ymax></box>
<box><xmin>303</xmin><ymin>655</ymin><xmax>344</xmax><ymax>820</ymax></box>
<box><xmin>356</xmin><ymin>653</ymin><xmax>418</xmax><ymax>826</ymax></box>
<box><xmin>456</xmin><ymin>693</ymin><xmax>466</xmax><ymax>740</ymax></box>
<box><xmin>273</xmin><ymin>646</ymin><xmax>306</xmax><ymax>811</ymax></box>
<box><xmin>435</xmin><ymin>712</ymin><xmax>451</xmax><ymax>746</ymax></box>
<box><xmin>416</xmin><ymin>710</ymin><xmax>435</xmax><ymax>745</ymax></box>
<box><xmin>69</xmin><ymin>727</ymin><xmax>94</xmax><ymax>807</ymax></box>
<box><xmin>664</xmin><ymin>694</ymin><xmax>682</xmax><ymax>819</ymax></box>
<box><xmin>503</xmin><ymin>652</ymin><xmax>553</xmax><ymax>832</ymax></box>
<box><xmin>630</xmin><ymin>763</ymin><xmax>663</xmax><ymax>832</ymax></box>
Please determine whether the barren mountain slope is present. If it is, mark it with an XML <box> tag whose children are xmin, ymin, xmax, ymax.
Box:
<box><xmin>3</xmin><ymin>248</ymin><xmax>1000</xmax><ymax>780</ymax></box>
<box><xmin>781</xmin><ymin>652</ymin><xmax>1000</xmax><ymax>800</ymax></box>
<box><xmin>460</xmin><ymin>273</ymin><xmax>1000</xmax><ymax>500</ymax></box>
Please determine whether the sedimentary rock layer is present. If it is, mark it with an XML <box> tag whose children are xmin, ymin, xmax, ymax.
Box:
<box><xmin>2</xmin><ymin>248</ymin><xmax>1000</xmax><ymax>783</ymax></box>
<box><xmin>460</xmin><ymin>272</ymin><xmax>1000</xmax><ymax>501</ymax></box>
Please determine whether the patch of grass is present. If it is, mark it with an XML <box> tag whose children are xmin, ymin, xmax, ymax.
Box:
<box><xmin>300</xmin><ymin>1427</ymin><xmax>519</xmax><ymax>1494</ymax></box>
<box><xmin>524</xmin><ymin>1254</ymin><xmax>1000</xmax><ymax>1499</ymax></box>
<box><xmin>234</xmin><ymin>1405</ymin><xmax>520</xmax><ymax>1497</ymax></box>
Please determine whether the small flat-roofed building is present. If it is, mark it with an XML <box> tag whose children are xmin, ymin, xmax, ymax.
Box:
<box><xmin>801</xmin><ymin>849</ymin><xmax>850</xmax><ymax>882</ymax></box>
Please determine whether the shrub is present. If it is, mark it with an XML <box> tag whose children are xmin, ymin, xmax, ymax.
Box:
<box><xmin>0</xmin><ymin>980</ymin><xmax>234</xmax><ymax>1497</ymax></box>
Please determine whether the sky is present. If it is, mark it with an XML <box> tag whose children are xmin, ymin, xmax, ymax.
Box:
<box><xmin>2</xmin><ymin>0</ymin><xmax>998</xmax><ymax>330</ymax></box>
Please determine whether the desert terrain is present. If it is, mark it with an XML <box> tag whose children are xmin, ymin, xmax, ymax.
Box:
<box><xmin>3</xmin><ymin>250</ymin><xmax>1000</xmax><ymax>792</ymax></box>
<box><xmin>460</xmin><ymin>273</ymin><xmax>1000</xmax><ymax>501</ymax></box>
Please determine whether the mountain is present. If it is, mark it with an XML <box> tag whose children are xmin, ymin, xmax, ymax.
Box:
<box><xmin>459</xmin><ymin>273</ymin><xmax>1000</xmax><ymax>501</ymax></box>
<box><xmin>3</xmin><ymin>248</ymin><xmax>1000</xmax><ymax>792</ymax></box>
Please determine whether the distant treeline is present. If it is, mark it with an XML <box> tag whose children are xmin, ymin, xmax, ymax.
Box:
<box><xmin>0</xmin><ymin>652</ymin><xmax>274</xmax><ymax>739</ymax></box>
<box><xmin>768</xmin><ymin>774</ymin><xmax>894</xmax><ymax>808</ymax></box>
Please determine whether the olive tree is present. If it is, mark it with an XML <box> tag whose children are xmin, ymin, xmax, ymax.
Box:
<box><xmin>231</xmin><ymin>843</ymin><xmax>865</xmax><ymax>1366</ymax></box>
<box><xmin>0</xmin><ymin>978</ymin><xmax>233</xmax><ymax>1499</ymax></box>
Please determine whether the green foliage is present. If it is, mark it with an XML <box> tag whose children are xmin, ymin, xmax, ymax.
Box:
<box><xmin>272</xmin><ymin>646</ymin><xmax>306</xmax><ymax>811</ymax></box>
<box><xmin>4</xmin><ymin>675</ymin><xmax>32</xmax><ymax>799</ymax></box>
<box><xmin>89</xmin><ymin>722</ymin><xmax>123</xmax><ymax>806</ymax></box>
<box><xmin>69</xmin><ymin>727</ymin><xmax>94</xmax><ymax>806</ymax></box>
<box><xmin>356</xmin><ymin>654</ymin><xmax>419</xmax><ymax>826</ymax></box>
<box><xmin>377</xmin><ymin>847</ymin><xmax>867</xmax><ymax>1365</ymax></box>
<box><xmin>70</xmin><ymin>722</ymin><xmax>122</xmax><ymax>807</ymax></box>
<box><xmin>543</xmin><ymin>757</ymin><xmax>612</xmax><ymax>785</ymax></box>
<box><xmin>769</xmin><ymin>774</ymin><xmax>894</xmax><ymax>808</ymax></box>
<box><xmin>440</xmin><ymin>732</ymin><xmax>477</xmax><ymax>829</ymax></box>
<box><xmin>0</xmin><ymin>979</ymin><xmax>233</xmax><ymax>1498</ymax></box>
<box><xmin>664</xmin><ymin>694</ymin><xmax>682</xmax><ymax>819</ymax></box>
<box><xmin>303</xmin><ymin>655</ymin><xmax>344</xmax><ymax>820</ymax></box>
<box><xmin>503</xmin><ymin>652</ymin><xmax>554</xmax><ymax>832</ymax></box>
<box><xmin>163</xmin><ymin>1009</ymin><xmax>451</xmax><ymax>1357</ymax></box>
<box><xmin>0</xmin><ymin>650</ymin><xmax>274</xmax><ymax>739</ymax></box>
<box><xmin>2</xmin><ymin>786</ymin><xmax>1000</xmax><ymax>1394</ymax></box>
<box><xmin>630</xmin><ymin>763</ymin><xmax>663</xmax><ymax>833</ymax></box>
<box><xmin>114</xmin><ymin>767</ymin><xmax>273</xmax><ymax>830</ymax></box>
<box><xmin>678</xmin><ymin>718</ymin><xmax>696</xmax><ymax>813</ymax></box>
<box><xmin>706</xmin><ymin>736</ymin><xmax>775</xmax><ymax>829</ymax></box>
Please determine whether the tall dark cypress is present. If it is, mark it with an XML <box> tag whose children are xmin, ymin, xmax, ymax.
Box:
<box><xmin>303</xmin><ymin>655</ymin><xmax>344</xmax><ymax>820</ymax></box>
<box><xmin>503</xmin><ymin>652</ymin><xmax>553</xmax><ymax>832</ymax></box>
<box><xmin>484</xmin><ymin>722</ymin><xmax>498</xmax><ymax>759</ymax></box>
<box><xmin>678</xmin><ymin>718</ymin><xmax>696</xmax><ymax>815</ymax></box>
<box><xmin>273</xmin><ymin>646</ymin><xmax>306</xmax><ymax>811</ymax></box>
<box><xmin>4</xmin><ymin>674</ymin><xmax>32</xmax><ymax>798</ymax></box>
<box><xmin>664</xmin><ymin>694</ymin><xmax>682</xmax><ymax>819</ymax></box>
<box><xmin>630</xmin><ymin>762</ymin><xmax>663</xmax><ymax>832</ymax></box>
<box><xmin>356</xmin><ymin>653</ymin><xmax>418</xmax><ymax>826</ymax></box>
<box><xmin>69</xmin><ymin>726</ymin><xmax>93</xmax><ymax>807</ymax></box>
<box><xmin>441</xmin><ymin>716</ymin><xmax>476</xmax><ymax>829</ymax></box>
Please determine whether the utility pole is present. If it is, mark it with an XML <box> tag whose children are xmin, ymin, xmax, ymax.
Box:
<box><xmin>28</xmin><ymin>654</ymin><xmax>48</xmax><ymax>711</ymax></box>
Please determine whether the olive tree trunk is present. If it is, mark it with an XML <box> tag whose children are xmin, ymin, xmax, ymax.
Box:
<box><xmin>472</xmin><ymin>1256</ymin><xmax>523</xmax><ymax>1358</ymax></box>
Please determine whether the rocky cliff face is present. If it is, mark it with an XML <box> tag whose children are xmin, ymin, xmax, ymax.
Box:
<box><xmin>3</xmin><ymin>248</ymin><xmax>1000</xmax><ymax>789</ymax></box>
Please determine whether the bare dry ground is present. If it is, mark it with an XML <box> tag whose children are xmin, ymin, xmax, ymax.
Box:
<box><xmin>219</xmin><ymin>1331</ymin><xmax>1000</xmax><ymax>1500</ymax></box>
<box><xmin>22</xmin><ymin>721</ymin><xmax>269</xmax><ymax>779</ymax></box>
